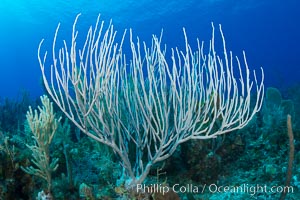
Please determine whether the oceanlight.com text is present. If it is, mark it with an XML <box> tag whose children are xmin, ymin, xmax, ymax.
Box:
<box><xmin>136</xmin><ymin>183</ymin><xmax>294</xmax><ymax>196</ymax></box>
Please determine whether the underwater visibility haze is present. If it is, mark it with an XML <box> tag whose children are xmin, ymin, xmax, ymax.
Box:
<box><xmin>0</xmin><ymin>0</ymin><xmax>300</xmax><ymax>199</ymax></box>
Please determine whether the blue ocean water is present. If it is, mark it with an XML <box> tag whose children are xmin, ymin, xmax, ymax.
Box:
<box><xmin>0</xmin><ymin>0</ymin><xmax>299</xmax><ymax>98</ymax></box>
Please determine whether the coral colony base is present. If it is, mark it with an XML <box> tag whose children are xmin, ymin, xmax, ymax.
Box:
<box><xmin>37</xmin><ymin>13</ymin><xmax>264</xmax><ymax>193</ymax></box>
